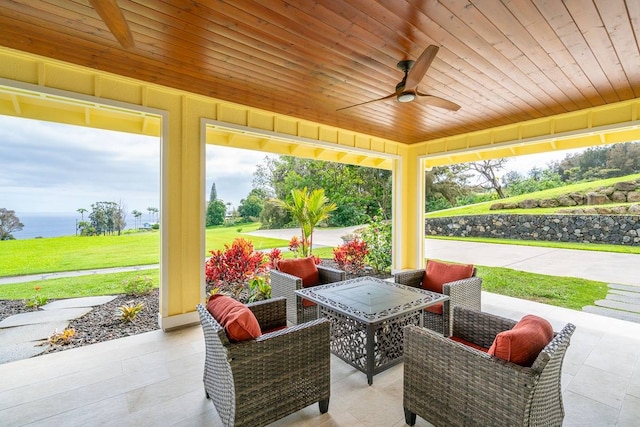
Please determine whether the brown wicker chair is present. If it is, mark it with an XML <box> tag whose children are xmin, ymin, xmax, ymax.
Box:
<box><xmin>270</xmin><ymin>264</ymin><xmax>346</xmax><ymax>324</ymax></box>
<box><xmin>403</xmin><ymin>306</ymin><xmax>576</xmax><ymax>427</ymax></box>
<box><xmin>197</xmin><ymin>297</ymin><xmax>330</xmax><ymax>427</ymax></box>
<box><xmin>394</xmin><ymin>267</ymin><xmax>481</xmax><ymax>336</ymax></box>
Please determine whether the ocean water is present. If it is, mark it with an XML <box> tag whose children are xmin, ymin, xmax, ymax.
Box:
<box><xmin>11</xmin><ymin>212</ymin><xmax>84</xmax><ymax>239</ymax></box>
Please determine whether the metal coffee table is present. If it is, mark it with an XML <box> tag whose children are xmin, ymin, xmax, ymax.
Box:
<box><xmin>296</xmin><ymin>276</ymin><xmax>448</xmax><ymax>385</ymax></box>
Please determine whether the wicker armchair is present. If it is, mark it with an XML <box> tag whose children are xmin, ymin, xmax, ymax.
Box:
<box><xmin>197</xmin><ymin>297</ymin><xmax>331</xmax><ymax>427</ymax></box>
<box><xmin>403</xmin><ymin>306</ymin><xmax>576</xmax><ymax>427</ymax></box>
<box><xmin>394</xmin><ymin>267</ymin><xmax>481</xmax><ymax>336</ymax></box>
<box><xmin>270</xmin><ymin>264</ymin><xmax>346</xmax><ymax>324</ymax></box>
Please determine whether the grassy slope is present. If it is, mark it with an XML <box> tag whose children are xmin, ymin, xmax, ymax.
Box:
<box><xmin>426</xmin><ymin>173</ymin><xmax>640</xmax><ymax>217</ymax></box>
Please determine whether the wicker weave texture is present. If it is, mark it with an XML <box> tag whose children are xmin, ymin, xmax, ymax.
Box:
<box><xmin>197</xmin><ymin>297</ymin><xmax>331</xmax><ymax>427</ymax></box>
<box><xmin>394</xmin><ymin>268</ymin><xmax>482</xmax><ymax>336</ymax></box>
<box><xmin>403</xmin><ymin>306</ymin><xmax>576</xmax><ymax>427</ymax></box>
<box><xmin>270</xmin><ymin>265</ymin><xmax>346</xmax><ymax>324</ymax></box>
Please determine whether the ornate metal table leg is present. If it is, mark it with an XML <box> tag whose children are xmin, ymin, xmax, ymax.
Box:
<box><xmin>366</xmin><ymin>323</ymin><xmax>375</xmax><ymax>385</ymax></box>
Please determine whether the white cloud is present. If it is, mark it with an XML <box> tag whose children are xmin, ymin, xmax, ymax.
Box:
<box><xmin>0</xmin><ymin>116</ymin><xmax>272</xmax><ymax>215</ymax></box>
<box><xmin>503</xmin><ymin>148</ymin><xmax>585</xmax><ymax>175</ymax></box>
<box><xmin>0</xmin><ymin>116</ymin><xmax>160</xmax><ymax>214</ymax></box>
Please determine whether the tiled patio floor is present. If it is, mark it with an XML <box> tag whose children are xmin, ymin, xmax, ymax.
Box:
<box><xmin>1</xmin><ymin>291</ymin><xmax>639</xmax><ymax>426</ymax></box>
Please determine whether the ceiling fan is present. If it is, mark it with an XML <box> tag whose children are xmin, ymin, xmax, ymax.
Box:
<box><xmin>337</xmin><ymin>45</ymin><xmax>460</xmax><ymax>112</ymax></box>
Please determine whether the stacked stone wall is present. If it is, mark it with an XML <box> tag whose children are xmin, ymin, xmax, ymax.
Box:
<box><xmin>489</xmin><ymin>179</ymin><xmax>640</xmax><ymax>212</ymax></box>
<box><xmin>425</xmin><ymin>214</ymin><xmax>640</xmax><ymax>246</ymax></box>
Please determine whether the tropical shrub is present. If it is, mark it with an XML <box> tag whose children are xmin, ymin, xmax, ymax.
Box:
<box><xmin>267</xmin><ymin>248</ymin><xmax>282</xmax><ymax>269</ymax></box>
<box><xmin>120</xmin><ymin>303</ymin><xmax>144</xmax><ymax>322</ymax></box>
<box><xmin>248</xmin><ymin>275</ymin><xmax>271</xmax><ymax>302</ymax></box>
<box><xmin>333</xmin><ymin>239</ymin><xmax>368</xmax><ymax>275</ymax></box>
<box><xmin>275</xmin><ymin>187</ymin><xmax>337</xmax><ymax>257</ymax></box>
<box><xmin>288</xmin><ymin>236</ymin><xmax>302</xmax><ymax>257</ymax></box>
<box><xmin>361</xmin><ymin>214</ymin><xmax>392</xmax><ymax>273</ymax></box>
<box><xmin>205</xmin><ymin>238</ymin><xmax>282</xmax><ymax>300</ymax></box>
<box><xmin>24</xmin><ymin>286</ymin><xmax>48</xmax><ymax>310</ymax></box>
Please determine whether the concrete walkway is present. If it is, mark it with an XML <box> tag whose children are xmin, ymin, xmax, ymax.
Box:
<box><xmin>0</xmin><ymin>295</ymin><xmax>116</xmax><ymax>364</ymax></box>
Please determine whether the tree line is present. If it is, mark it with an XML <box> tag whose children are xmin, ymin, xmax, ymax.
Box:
<box><xmin>206</xmin><ymin>155</ymin><xmax>392</xmax><ymax>229</ymax></box>
<box><xmin>76</xmin><ymin>203</ymin><xmax>159</xmax><ymax>236</ymax></box>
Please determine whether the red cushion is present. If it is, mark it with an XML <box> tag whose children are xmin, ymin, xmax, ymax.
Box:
<box><xmin>302</xmin><ymin>299</ymin><xmax>317</xmax><ymax>308</ymax></box>
<box><xmin>206</xmin><ymin>295</ymin><xmax>262</xmax><ymax>342</ymax></box>
<box><xmin>277</xmin><ymin>256</ymin><xmax>320</xmax><ymax>288</ymax></box>
<box><xmin>422</xmin><ymin>260</ymin><xmax>474</xmax><ymax>293</ymax></box>
<box><xmin>488</xmin><ymin>314</ymin><xmax>554</xmax><ymax>367</ymax></box>
<box><xmin>424</xmin><ymin>302</ymin><xmax>443</xmax><ymax>315</ymax></box>
<box><xmin>262</xmin><ymin>325</ymin><xmax>287</xmax><ymax>334</ymax></box>
<box><xmin>450</xmin><ymin>336</ymin><xmax>489</xmax><ymax>353</ymax></box>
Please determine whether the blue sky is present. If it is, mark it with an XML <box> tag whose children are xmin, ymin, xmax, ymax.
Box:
<box><xmin>0</xmin><ymin>115</ymin><xmax>582</xmax><ymax>215</ymax></box>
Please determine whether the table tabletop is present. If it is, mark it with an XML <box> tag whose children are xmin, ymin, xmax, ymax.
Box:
<box><xmin>295</xmin><ymin>276</ymin><xmax>447</xmax><ymax>324</ymax></box>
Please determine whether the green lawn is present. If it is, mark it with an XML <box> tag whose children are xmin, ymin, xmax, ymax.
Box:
<box><xmin>476</xmin><ymin>266</ymin><xmax>607</xmax><ymax>311</ymax></box>
<box><xmin>0</xmin><ymin>223</ymin><xmax>289</xmax><ymax>277</ymax></box>
<box><xmin>0</xmin><ymin>218</ymin><xmax>615</xmax><ymax>312</ymax></box>
<box><xmin>0</xmin><ymin>270</ymin><xmax>161</xmax><ymax>300</ymax></box>
<box><xmin>0</xmin><ymin>246</ymin><xmax>337</xmax><ymax>300</ymax></box>
<box><xmin>0</xmin><ymin>261</ymin><xmax>607</xmax><ymax>313</ymax></box>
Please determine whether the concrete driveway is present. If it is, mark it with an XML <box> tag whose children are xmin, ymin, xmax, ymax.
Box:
<box><xmin>424</xmin><ymin>238</ymin><xmax>640</xmax><ymax>287</ymax></box>
<box><xmin>248</xmin><ymin>226</ymin><xmax>640</xmax><ymax>287</ymax></box>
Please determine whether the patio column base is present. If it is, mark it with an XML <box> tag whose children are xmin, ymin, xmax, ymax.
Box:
<box><xmin>158</xmin><ymin>311</ymin><xmax>200</xmax><ymax>331</ymax></box>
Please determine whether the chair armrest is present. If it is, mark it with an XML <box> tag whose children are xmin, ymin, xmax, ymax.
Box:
<box><xmin>317</xmin><ymin>265</ymin><xmax>346</xmax><ymax>284</ymax></box>
<box><xmin>452</xmin><ymin>306</ymin><xmax>517</xmax><ymax>348</ymax></box>
<box><xmin>270</xmin><ymin>269</ymin><xmax>303</xmax><ymax>289</ymax></box>
<box><xmin>394</xmin><ymin>269</ymin><xmax>424</xmax><ymax>288</ymax></box>
<box><xmin>247</xmin><ymin>297</ymin><xmax>287</xmax><ymax>331</ymax></box>
<box><xmin>443</xmin><ymin>276</ymin><xmax>482</xmax><ymax>309</ymax></box>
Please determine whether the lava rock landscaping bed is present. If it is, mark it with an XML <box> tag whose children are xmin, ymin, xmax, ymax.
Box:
<box><xmin>0</xmin><ymin>289</ymin><xmax>160</xmax><ymax>355</ymax></box>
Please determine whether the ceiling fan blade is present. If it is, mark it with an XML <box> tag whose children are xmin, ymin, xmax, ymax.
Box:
<box><xmin>336</xmin><ymin>92</ymin><xmax>396</xmax><ymax>111</ymax></box>
<box><xmin>416</xmin><ymin>91</ymin><xmax>461</xmax><ymax>111</ymax></box>
<box><xmin>404</xmin><ymin>45</ymin><xmax>439</xmax><ymax>90</ymax></box>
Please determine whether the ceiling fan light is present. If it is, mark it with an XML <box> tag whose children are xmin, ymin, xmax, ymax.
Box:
<box><xmin>397</xmin><ymin>91</ymin><xmax>416</xmax><ymax>103</ymax></box>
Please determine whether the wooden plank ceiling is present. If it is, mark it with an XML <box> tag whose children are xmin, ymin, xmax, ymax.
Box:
<box><xmin>0</xmin><ymin>0</ymin><xmax>639</xmax><ymax>144</ymax></box>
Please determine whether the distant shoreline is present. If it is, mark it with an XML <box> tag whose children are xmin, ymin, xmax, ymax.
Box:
<box><xmin>11</xmin><ymin>212</ymin><xmax>150</xmax><ymax>240</ymax></box>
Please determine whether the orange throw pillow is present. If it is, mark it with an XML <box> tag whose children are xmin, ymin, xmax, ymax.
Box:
<box><xmin>277</xmin><ymin>256</ymin><xmax>320</xmax><ymax>288</ymax></box>
<box><xmin>422</xmin><ymin>260</ymin><xmax>474</xmax><ymax>293</ymax></box>
<box><xmin>206</xmin><ymin>295</ymin><xmax>262</xmax><ymax>342</ymax></box>
<box><xmin>488</xmin><ymin>314</ymin><xmax>554</xmax><ymax>367</ymax></box>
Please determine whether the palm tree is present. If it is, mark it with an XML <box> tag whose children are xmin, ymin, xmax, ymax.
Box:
<box><xmin>275</xmin><ymin>187</ymin><xmax>336</xmax><ymax>257</ymax></box>
<box><xmin>147</xmin><ymin>207</ymin><xmax>158</xmax><ymax>222</ymax></box>
<box><xmin>131</xmin><ymin>210</ymin><xmax>142</xmax><ymax>230</ymax></box>
<box><xmin>77</xmin><ymin>208</ymin><xmax>87</xmax><ymax>221</ymax></box>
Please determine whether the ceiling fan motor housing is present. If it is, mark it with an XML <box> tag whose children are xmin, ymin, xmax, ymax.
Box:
<box><xmin>397</xmin><ymin>91</ymin><xmax>416</xmax><ymax>102</ymax></box>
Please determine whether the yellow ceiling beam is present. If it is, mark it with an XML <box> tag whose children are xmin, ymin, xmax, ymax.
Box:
<box><xmin>204</xmin><ymin>120</ymin><xmax>397</xmax><ymax>170</ymax></box>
